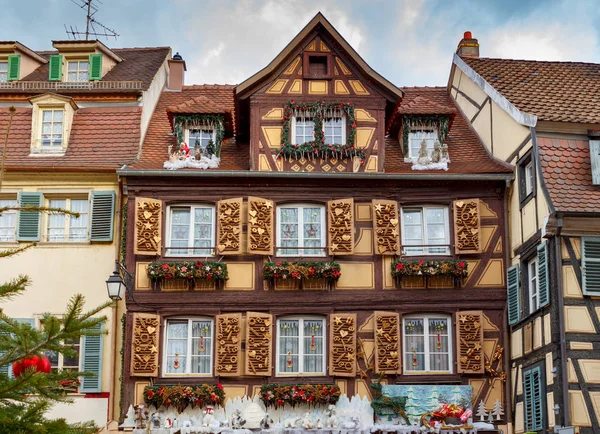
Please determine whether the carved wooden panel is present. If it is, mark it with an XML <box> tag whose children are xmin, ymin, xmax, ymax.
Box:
<box><xmin>372</xmin><ymin>200</ymin><xmax>400</xmax><ymax>255</ymax></box>
<box><xmin>214</xmin><ymin>313</ymin><xmax>242</xmax><ymax>376</ymax></box>
<box><xmin>329</xmin><ymin>313</ymin><xmax>357</xmax><ymax>377</ymax></box>
<box><xmin>134</xmin><ymin>197</ymin><xmax>162</xmax><ymax>256</ymax></box>
<box><xmin>374</xmin><ymin>311</ymin><xmax>401</xmax><ymax>374</ymax></box>
<box><xmin>245</xmin><ymin>312</ymin><xmax>273</xmax><ymax>376</ymax></box>
<box><xmin>328</xmin><ymin>198</ymin><xmax>354</xmax><ymax>255</ymax></box>
<box><xmin>217</xmin><ymin>198</ymin><xmax>243</xmax><ymax>255</ymax></box>
<box><xmin>453</xmin><ymin>199</ymin><xmax>481</xmax><ymax>254</ymax></box>
<box><xmin>247</xmin><ymin>197</ymin><xmax>274</xmax><ymax>255</ymax></box>
<box><xmin>456</xmin><ymin>310</ymin><xmax>485</xmax><ymax>374</ymax></box>
<box><xmin>130</xmin><ymin>313</ymin><xmax>160</xmax><ymax>377</ymax></box>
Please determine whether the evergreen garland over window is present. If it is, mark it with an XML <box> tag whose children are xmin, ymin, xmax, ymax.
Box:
<box><xmin>402</xmin><ymin>115</ymin><xmax>450</xmax><ymax>156</ymax></box>
<box><xmin>173</xmin><ymin>114</ymin><xmax>225</xmax><ymax>157</ymax></box>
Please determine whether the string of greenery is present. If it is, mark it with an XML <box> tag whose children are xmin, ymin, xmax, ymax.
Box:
<box><xmin>118</xmin><ymin>313</ymin><xmax>126</xmax><ymax>423</ymax></box>
<box><xmin>391</xmin><ymin>259</ymin><xmax>468</xmax><ymax>278</ymax></box>
<box><xmin>147</xmin><ymin>261</ymin><xmax>229</xmax><ymax>281</ymax></box>
<box><xmin>119</xmin><ymin>203</ymin><xmax>127</xmax><ymax>264</ymax></box>
<box><xmin>401</xmin><ymin>114</ymin><xmax>450</xmax><ymax>155</ymax></box>
<box><xmin>263</xmin><ymin>261</ymin><xmax>341</xmax><ymax>281</ymax></box>
<box><xmin>260</xmin><ymin>383</ymin><xmax>341</xmax><ymax>409</ymax></box>
<box><xmin>144</xmin><ymin>384</ymin><xmax>225</xmax><ymax>413</ymax></box>
<box><xmin>279</xmin><ymin>100</ymin><xmax>365</xmax><ymax>161</ymax></box>
<box><xmin>173</xmin><ymin>114</ymin><xmax>225</xmax><ymax>157</ymax></box>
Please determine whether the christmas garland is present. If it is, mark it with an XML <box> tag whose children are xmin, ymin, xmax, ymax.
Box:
<box><xmin>260</xmin><ymin>383</ymin><xmax>341</xmax><ymax>409</ymax></box>
<box><xmin>402</xmin><ymin>114</ymin><xmax>450</xmax><ymax>156</ymax></box>
<box><xmin>173</xmin><ymin>114</ymin><xmax>225</xmax><ymax>157</ymax></box>
<box><xmin>263</xmin><ymin>261</ymin><xmax>341</xmax><ymax>281</ymax></box>
<box><xmin>391</xmin><ymin>259</ymin><xmax>468</xmax><ymax>278</ymax></box>
<box><xmin>147</xmin><ymin>261</ymin><xmax>229</xmax><ymax>281</ymax></box>
<box><xmin>279</xmin><ymin>100</ymin><xmax>365</xmax><ymax>162</ymax></box>
<box><xmin>144</xmin><ymin>384</ymin><xmax>225</xmax><ymax>413</ymax></box>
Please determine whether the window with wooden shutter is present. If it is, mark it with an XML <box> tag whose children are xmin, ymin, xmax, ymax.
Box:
<box><xmin>130</xmin><ymin>313</ymin><xmax>160</xmax><ymax>377</ymax></box>
<box><xmin>374</xmin><ymin>311</ymin><xmax>401</xmax><ymax>374</ymax></box>
<box><xmin>217</xmin><ymin>198</ymin><xmax>243</xmax><ymax>255</ymax></box>
<box><xmin>7</xmin><ymin>54</ymin><xmax>20</xmax><ymax>81</ymax></box>
<box><xmin>134</xmin><ymin>197</ymin><xmax>162</xmax><ymax>256</ymax></box>
<box><xmin>582</xmin><ymin>237</ymin><xmax>600</xmax><ymax>295</ymax></box>
<box><xmin>17</xmin><ymin>192</ymin><xmax>42</xmax><ymax>242</ymax></box>
<box><xmin>247</xmin><ymin>197</ymin><xmax>274</xmax><ymax>255</ymax></box>
<box><xmin>89</xmin><ymin>53</ymin><xmax>103</xmax><ymax>80</ymax></box>
<box><xmin>537</xmin><ymin>242</ymin><xmax>550</xmax><ymax>307</ymax></box>
<box><xmin>90</xmin><ymin>191</ymin><xmax>115</xmax><ymax>242</ymax></box>
<box><xmin>453</xmin><ymin>199</ymin><xmax>481</xmax><ymax>254</ymax></box>
<box><xmin>80</xmin><ymin>323</ymin><xmax>103</xmax><ymax>393</ymax></box>
<box><xmin>214</xmin><ymin>313</ymin><xmax>242</xmax><ymax>376</ymax></box>
<box><xmin>328</xmin><ymin>198</ymin><xmax>354</xmax><ymax>255</ymax></box>
<box><xmin>245</xmin><ymin>312</ymin><xmax>273</xmax><ymax>376</ymax></box>
<box><xmin>590</xmin><ymin>141</ymin><xmax>600</xmax><ymax>185</ymax></box>
<box><xmin>523</xmin><ymin>365</ymin><xmax>545</xmax><ymax>431</ymax></box>
<box><xmin>328</xmin><ymin>313</ymin><xmax>356</xmax><ymax>377</ymax></box>
<box><xmin>372</xmin><ymin>200</ymin><xmax>400</xmax><ymax>255</ymax></box>
<box><xmin>48</xmin><ymin>55</ymin><xmax>63</xmax><ymax>81</ymax></box>
<box><xmin>507</xmin><ymin>264</ymin><xmax>521</xmax><ymax>324</ymax></box>
<box><xmin>456</xmin><ymin>310</ymin><xmax>484</xmax><ymax>374</ymax></box>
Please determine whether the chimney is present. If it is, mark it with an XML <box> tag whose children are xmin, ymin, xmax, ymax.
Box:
<box><xmin>167</xmin><ymin>52</ymin><xmax>187</xmax><ymax>91</ymax></box>
<box><xmin>456</xmin><ymin>31</ymin><xmax>479</xmax><ymax>59</ymax></box>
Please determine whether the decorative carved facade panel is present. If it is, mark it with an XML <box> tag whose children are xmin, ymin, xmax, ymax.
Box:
<box><xmin>454</xmin><ymin>199</ymin><xmax>481</xmax><ymax>254</ymax></box>
<box><xmin>329</xmin><ymin>313</ymin><xmax>357</xmax><ymax>377</ymax></box>
<box><xmin>328</xmin><ymin>198</ymin><xmax>354</xmax><ymax>255</ymax></box>
<box><xmin>374</xmin><ymin>311</ymin><xmax>401</xmax><ymax>374</ymax></box>
<box><xmin>217</xmin><ymin>198</ymin><xmax>243</xmax><ymax>255</ymax></box>
<box><xmin>245</xmin><ymin>312</ymin><xmax>273</xmax><ymax>376</ymax></box>
<box><xmin>247</xmin><ymin>197</ymin><xmax>274</xmax><ymax>255</ymax></box>
<box><xmin>214</xmin><ymin>313</ymin><xmax>242</xmax><ymax>376</ymax></box>
<box><xmin>372</xmin><ymin>200</ymin><xmax>400</xmax><ymax>255</ymax></box>
<box><xmin>456</xmin><ymin>310</ymin><xmax>485</xmax><ymax>374</ymax></box>
<box><xmin>130</xmin><ymin>313</ymin><xmax>160</xmax><ymax>377</ymax></box>
<box><xmin>134</xmin><ymin>197</ymin><xmax>162</xmax><ymax>256</ymax></box>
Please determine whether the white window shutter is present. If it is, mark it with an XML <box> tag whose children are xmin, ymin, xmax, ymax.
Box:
<box><xmin>591</xmin><ymin>140</ymin><xmax>600</xmax><ymax>185</ymax></box>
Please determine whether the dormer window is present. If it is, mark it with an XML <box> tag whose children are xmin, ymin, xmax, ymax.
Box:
<box><xmin>48</xmin><ymin>53</ymin><xmax>103</xmax><ymax>82</ymax></box>
<box><xmin>67</xmin><ymin>60</ymin><xmax>89</xmax><ymax>82</ymax></box>
<box><xmin>186</xmin><ymin>128</ymin><xmax>216</xmax><ymax>152</ymax></box>
<box><xmin>41</xmin><ymin>109</ymin><xmax>64</xmax><ymax>147</ymax></box>
<box><xmin>29</xmin><ymin>94</ymin><xmax>77</xmax><ymax>155</ymax></box>
<box><xmin>408</xmin><ymin>130</ymin><xmax>437</xmax><ymax>159</ymax></box>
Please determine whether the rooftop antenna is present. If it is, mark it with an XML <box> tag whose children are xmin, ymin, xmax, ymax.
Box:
<box><xmin>65</xmin><ymin>0</ymin><xmax>119</xmax><ymax>40</ymax></box>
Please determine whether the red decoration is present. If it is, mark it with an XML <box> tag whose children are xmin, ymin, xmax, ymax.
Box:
<box><xmin>12</xmin><ymin>355</ymin><xmax>51</xmax><ymax>377</ymax></box>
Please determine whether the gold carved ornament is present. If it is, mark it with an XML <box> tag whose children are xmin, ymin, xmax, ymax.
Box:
<box><xmin>214</xmin><ymin>313</ymin><xmax>242</xmax><ymax>376</ymax></box>
<box><xmin>374</xmin><ymin>311</ymin><xmax>401</xmax><ymax>374</ymax></box>
<box><xmin>328</xmin><ymin>198</ymin><xmax>354</xmax><ymax>255</ymax></box>
<box><xmin>372</xmin><ymin>200</ymin><xmax>401</xmax><ymax>255</ymax></box>
<box><xmin>217</xmin><ymin>198</ymin><xmax>243</xmax><ymax>255</ymax></box>
<box><xmin>453</xmin><ymin>199</ymin><xmax>481</xmax><ymax>254</ymax></box>
<box><xmin>134</xmin><ymin>197</ymin><xmax>162</xmax><ymax>256</ymax></box>
<box><xmin>328</xmin><ymin>313</ymin><xmax>357</xmax><ymax>377</ymax></box>
<box><xmin>485</xmin><ymin>345</ymin><xmax>507</xmax><ymax>384</ymax></box>
<box><xmin>245</xmin><ymin>312</ymin><xmax>273</xmax><ymax>376</ymax></box>
<box><xmin>456</xmin><ymin>310</ymin><xmax>485</xmax><ymax>374</ymax></box>
<box><xmin>247</xmin><ymin>197</ymin><xmax>274</xmax><ymax>255</ymax></box>
<box><xmin>130</xmin><ymin>313</ymin><xmax>160</xmax><ymax>377</ymax></box>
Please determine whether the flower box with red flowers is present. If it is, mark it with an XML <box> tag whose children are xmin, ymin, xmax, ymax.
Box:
<box><xmin>260</xmin><ymin>383</ymin><xmax>341</xmax><ymax>409</ymax></box>
<box><xmin>147</xmin><ymin>261</ymin><xmax>228</xmax><ymax>290</ymax></box>
<box><xmin>263</xmin><ymin>261</ymin><xmax>341</xmax><ymax>290</ymax></box>
<box><xmin>144</xmin><ymin>383</ymin><xmax>225</xmax><ymax>413</ymax></box>
<box><xmin>391</xmin><ymin>260</ymin><xmax>468</xmax><ymax>287</ymax></box>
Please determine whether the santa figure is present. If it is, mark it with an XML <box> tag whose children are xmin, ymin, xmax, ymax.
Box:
<box><xmin>178</xmin><ymin>142</ymin><xmax>190</xmax><ymax>159</ymax></box>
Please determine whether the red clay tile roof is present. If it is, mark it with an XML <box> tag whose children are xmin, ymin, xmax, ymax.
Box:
<box><xmin>0</xmin><ymin>106</ymin><xmax>141</xmax><ymax>171</ymax></box>
<box><xmin>131</xmin><ymin>85</ymin><xmax>249</xmax><ymax>170</ymax></box>
<box><xmin>396</xmin><ymin>89</ymin><xmax>456</xmax><ymax>115</ymax></box>
<box><xmin>462</xmin><ymin>57</ymin><xmax>600</xmax><ymax>124</ymax></box>
<box><xmin>167</xmin><ymin>95</ymin><xmax>229</xmax><ymax>115</ymax></box>
<box><xmin>537</xmin><ymin>137</ymin><xmax>600</xmax><ymax>212</ymax></box>
<box><xmin>384</xmin><ymin>87</ymin><xmax>512</xmax><ymax>174</ymax></box>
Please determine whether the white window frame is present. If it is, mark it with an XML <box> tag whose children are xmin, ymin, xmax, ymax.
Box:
<box><xmin>40</xmin><ymin>108</ymin><xmax>65</xmax><ymax>148</ymax></box>
<box><xmin>403</xmin><ymin>314</ymin><xmax>453</xmax><ymax>374</ymax></box>
<box><xmin>291</xmin><ymin>116</ymin><xmax>316</xmax><ymax>145</ymax></box>
<box><xmin>323</xmin><ymin>116</ymin><xmax>346</xmax><ymax>145</ymax></box>
<box><xmin>0</xmin><ymin>61</ymin><xmax>8</xmax><ymax>82</ymax></box>
<box><xmin>408</xmin><ymin>130</ymin><xmax>438</xmax><ymax>159</ymax></box>
<box><xmin>401</xmin><ymin>206</ymin><xmax>450</xmax><ymax>256</ymax></box>
<box><xmin>0</xmin><ymin>196</ymin><xmax>17</xmax><ymax>242</ymax></box>
<box><xmin>291</xmin><ymin>114</ymin><xmax>346</xmax><ymax>145</ymax></box>
<box><xmin>66</xmin><ymin>60</ymin><xmax>89</xmax><ymax>82</ymax></box>
<box><xmin>525</xmin><ymin>161</ymin><xmax>534</xmax><ymax>196</ymax></box>
<box><xmin>165</xmin><ymin>204</ymin><xmax>216</xmax><ymax>257</ymax></box>
<box><xmin>185</xmin><ymin>128</ymin><xmax>216</xmax><ymax>151</ymax></box>
<box><xmin>44</xmin><ymin>196</ymin><xmax>90</xmax><ymax>243</ymax></box>
<box><xmin>276</xmin><ymin>203</ymin><xmax>326</xmax><ymax>257</ymax></box>
<box><xmin>276</xmin><ymin>316</ymin><xmax>326</xmax><ymax>376</ymax></box>
<box><xmin>162</xmin><ymin>317</ymin><xmax>214</xmax><ymax>377</ymax></box>
<box><xmin>528</xmin><ymin>256</ymin><xmax>539</xmax><ymax>314</ymax></box>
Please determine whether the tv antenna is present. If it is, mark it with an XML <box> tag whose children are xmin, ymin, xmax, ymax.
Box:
<box><xmin>64</xmin><ymin>0</ymin><xmax>119</xmax><ymax>41</ymax></box>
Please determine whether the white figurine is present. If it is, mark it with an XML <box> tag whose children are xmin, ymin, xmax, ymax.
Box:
<box><xmin>260</xmin><ymin>413</ymin><xmax>273</xmax><ymax>429</ymax></box>
<box><xmin>301</xmin><ymin>412</ymin><xmax>314</xmax><ymax>429</ymax></box>
<box><xmin>316</xmin><ymin>418</ymin><xmax>323</xmax><ymax>429</ymax></box>
<box><xmin>165</xmin><ymin>418</ymin><xmax>172</xmax><ymax>428</ymax></box>
<box><xmin>283</xmin><ymin>416</ymin><xmax>301</xmax><ymax>428</ymax></box>
<box><xmin>326</xmin><ymin>405</ymin><xmax>337</xmax><ymax>428</ymax></box>
<box><xmin>203</xmin><ymin>406</ymin><xmax>217</xmax><ymax>427</ymax></box>
<box><xmin>151</xmin><ymin>411</ymin><xmax>161</xmax><ymax>428</ymax></box>
<box><xmin>341</xmin><ymin>416</ymin><xmax>360</xmax><ymax>430</ymax></box>
<box><xmin>416</xmin><ymin>139</ymin><xmax>431</xmax><ymax>165</ymax></box>
<box><xmin>441</xmin><ymin>143</ymin><xmax>450</xmax><ymax>162</ymax></box>
<box><xmin>431</xmin><ymin>141</ymin><xmax>441</xmax><ymax>163</ymax></box>
<box><xmin>231</xmin><ymin>409</ymin><xmax>246</xmax><ymax>429</ymax></box>
<box><xmin>134</xmin><ymin>405</ymin><xmax>148</xmax><ymax>429</ymax></box>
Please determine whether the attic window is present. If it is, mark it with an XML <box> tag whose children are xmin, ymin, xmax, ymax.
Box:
<box><xmin>303</xmin><ymin>53</ymin><xmax>332</xmax><ymax>80</ymax></box>
<box><xmin>0</xmin><ymin>62</ymin><xmax>7</xmax><ymax>82</ymax></box>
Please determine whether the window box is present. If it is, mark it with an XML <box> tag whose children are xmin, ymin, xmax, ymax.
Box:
<box><xmin>391</xmin><ymin>259</ymin><xmax>468</xmax><ymax>288</ymax></box>
<box><xmin>274</xmin><ymin>278</ymin><xmax>301</xmax><ymax>291</ymax></box>
<box><xmin>147</xmin><ymin>261</ymin><xmax>228</xmax><ymax>292</ymax></box>
<box><xmin>144</xmin><ymin>384</ymin><xmax>225</xmax><ymax>413</ymax></box>
<box><xmin>302</xmin><ymin>277</ymin><xmax>329</xmax><ymax>290</ymax></box>
<box><xmin>159</xmin><ymin>277</ymin><xmax>191</xmax><ymax>292</ymax></box>
<box><xmin>194</xmin><ymin>278</ymin><xmax>216</xmax><ymax>291</ymax></box>
<box><xmin>260</xmin><ymin>383</ymin><xmax>341</xmax><ymax>409</ymax></box>
<box><xmin>264</xmin><ymin>261</ymin><xmax>341</xmax><ymax>290</ymax></box>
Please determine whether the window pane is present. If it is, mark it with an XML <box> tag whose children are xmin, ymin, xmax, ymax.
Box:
<box><xmin>42</xmin><ymin>110</ymin><xmax>53</xmax><ymax>121</ymax></box>
<box><xmin>279</xmin><ymin>208</ymin><xmax>299</xmax><ymax>255</ymax></box>
<box><xmin>166</xmin><ymin>321</ymin><xmax>189</xmax><ymax>374</ymax></box>
<box><xmin>279</xmin><ymin>320</ymin><xmax>299</xmax><ymax>373</ymax></box>
<box><xmin>170</xmin><ymin>209</ymin><xmax>190</xmax><ymax>255</ymax></box>
<box><xmin>303</xmin><ymin>320</ymin><xmax>324</xmax><ymax>373</ymax></box>
<box><xmin>0</xmin><ymin>199</ymin><xmax>17</xmax><ymax>242</ymax></box>
<box><xmin>303</xmin><ymin>207</ymin><xmax>321</xmax><ymax>255</ymax></box>
<box><xmin>68</xmin><ymin>62</ymin><xmax>78</xmax><ymax>71</ymax></box>
<box><xmin>53</xmin><ymin>110</ymin><xmax>64</xmax><ymax>122</ymax></box>
<box><xmin>190</xmin><ymin>321</ymin><xmax>212</xmax><ymax>374</ymax></box>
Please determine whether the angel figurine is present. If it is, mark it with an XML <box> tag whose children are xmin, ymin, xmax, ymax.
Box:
<box><xmin>416</xmin><ymin>139</ymin><xmax>431</xmax><ymax>165</ymax></box>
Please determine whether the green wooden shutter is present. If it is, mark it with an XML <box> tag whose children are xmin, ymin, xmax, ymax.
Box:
<box><xmin>90</xmin><ymin>191</ymin><xmax>115</xmax><ymax>242</ymax></box>
<box><xmin>80</xmin><ymin>323</ymin><xmax>103</xmax><ymax>393</ymax></box>
<box><xmin>89</xmin><ymin>54</ymin><xmax>102</xmax><ymax>80</ymax></box>
<box><xmin>523</xmin><ymin>366</ymin><xmax>544</xmax><ymax>431</ymax></box>
<box><xmin>17</xmin><ymin>192</ymin><xmax>42</xmax><ymax>242</ymax></box>
<box><xmin>7</xmin><ymin>55</ymin><xmax>20</xmax><ymax>81</ymax></box>
<box><xmin>537</xmin><ymin>242</ymin><xmax>550</xmax><ymax>307</ymax></box>
<box><xmin>582</xmin><ymin>237</ymin><xmax>600</xmax><ymax>295</ymax></box>
<box><xmin>48</xmin><ymin>55</ymin><xmax>63</xmax><ymax>81</ymax></box>
<box><xmin>507</xmin><ymin>264</ymin><xmax>521</xmax><ymax>324</ymax></box>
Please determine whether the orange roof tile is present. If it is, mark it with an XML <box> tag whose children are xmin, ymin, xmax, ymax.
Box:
<box><xmin>167</xmin><ymin>95</ymin><xmax>229</xmax><ymax>115</ymax></box>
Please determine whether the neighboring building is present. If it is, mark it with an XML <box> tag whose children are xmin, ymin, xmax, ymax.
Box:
<box><xmin>449</xmin><ymin>32</ymin><xmax>600</xmax><ymax>433</ymax></box>
<box><xmin>119</xmin><ymin>14</ymin><xmax>512</xmax><ymax>430</ymax></box>
<box><xmin>0</xmin><ymin>39</ymin><xmax>170</xmax><ymax>429</ymax></box>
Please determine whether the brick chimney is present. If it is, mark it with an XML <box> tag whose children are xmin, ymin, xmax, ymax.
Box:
<box><xmin>456</xmin><ymin>31</ymin><xmax>479</xmax><ymax>59</ymax></box>
<box><xmin>167</xmin><ymin>52</ymin><xmax>187</xmax><ymax>91</ymax></box>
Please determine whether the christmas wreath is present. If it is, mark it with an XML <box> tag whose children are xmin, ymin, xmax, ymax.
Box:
<box><xmin>147</xmin><ymin>261</ymin><xmax>229</xmax><ymax>281</ymax></box>
<box><xmin>144</xmin><ymin>384</ymin><xmax>225</xmax><ymax>413</ymax></box>
<box><xmin>263</xmin><ymin>261</ymin><xmax>341</xmax><ymax>281</ymax></box>
<box><xmin>260</xmin><ymin>383</ymin><xmax>341</xmax><ymax>409</ymax></box>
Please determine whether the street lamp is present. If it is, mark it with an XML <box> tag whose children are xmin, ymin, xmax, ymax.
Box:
<box><xmin>106</xmin><ymin>263</ymin><xmax>126</xmax><ymax>301</ymax></box>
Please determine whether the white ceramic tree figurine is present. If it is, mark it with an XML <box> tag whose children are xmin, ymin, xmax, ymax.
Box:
<box><xmin>475</xmin><ymin>400</ymin><xmax>488</xmax><ymax>421</ymax></box>
<box><xmin>492</xmin><ymin>399</ymin><xmax>504</xmax><ymax>420</ymax></box>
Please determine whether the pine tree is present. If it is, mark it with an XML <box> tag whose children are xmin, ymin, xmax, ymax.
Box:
<box><xmin>0</xmin><ymin>106</ymin><xmax>113</xmax><ymax>433</ymax></box>
<box><xmin>475</xmin><ymin>400</ymin><xmax>488</xmax><ymax>421</ymax></box>
<box><xmin>492</xmin><ymin>399</ymin><xmax>504</xmax><ymax>420</ymax></box>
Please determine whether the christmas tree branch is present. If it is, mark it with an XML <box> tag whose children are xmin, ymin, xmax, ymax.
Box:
<box><xmin>0</xmin><ymin>244</ymin><xmax>35</xmax><ymax>259</ymax></box>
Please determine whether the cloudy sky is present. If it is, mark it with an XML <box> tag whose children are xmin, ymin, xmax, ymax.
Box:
<box><xmin>4</xmin><ymin>0</ymin><xmax>600</xmax><ymax>86</ymax></box>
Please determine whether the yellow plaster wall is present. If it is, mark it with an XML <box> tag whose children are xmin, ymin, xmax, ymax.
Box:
<box><xmin>565</xmin><ymin>306</ymin><xmax>596</xmax><ymax>333</ymax></box>
<box><xmin>533</xmin><ymin>317</ymin><xmax>542</xmax><ymax>350</ymax></box>
<box><xmin>546</xmin><ymin>352</ymin><xmax>553</xmax><ymax>385</ymax></box>
<box><xmin>547</xmin><ymin>392</ymin><xmax>555</xmax><ymax>428</ymax></box>
<box><xmin>224</xmin><ymin>262</ymin><xmax>255</xmax><ymax>290</ymax></box>
<box><xmin>261</xmin><ymin>126</ymin><xmax>282</xmax><ymax>149</ymax></box>
<box><xmin>223</xmin><ymin>385</ymin><xmax>249</xmax><ymax>404</ymax></box>
<box><xmin>511</xmin><ymin>328</ymin><xmax>523</xmax><ymax>359</ymax></box>
<box><xmin>308</xmin><ymin>80</ymin><xmax>328</xmax><ymax>94</ymax></box>
<box><xmin>476</xmin><ymin>258</ymin><xmax>504</xmax><ymax>287</ymax></box>
<box><xmin>578</xmin><ymin>359</ymin><xmax>600</xmax><ymax>383</ymax></box>
<box><xmin>354</xmin><ymin>228</ymin><xmax>374</xmax><ymax>255</ymax></box>
<box><xmin>571</xmin><ymin>342</ymin><xmax>593</xmax><ymax>350</ymax></box>
<box><xmin>355</xmin><ymin>203</ymin><xmax>372</xmax><ymax>221</ymax></box>
<box><xmin>568</xmin><ymin>359</ymin><xmax>578</xmax><ymax>383</ymax></box>
<box><xmin>354</xmin><ymin>109</ymin><xmax>376</xmax><ymax>122</ymax></box>
<box><xmin>570</xmin><ymin>390</ymin><xmax>592</xmax><ymax>426</ymax></box>
<box><xmin>335</xmin><ymin>262</ymin><xmax>374</xmax><ymax>289</ymax></box>
<box><xmin>382</xmin><ymin>256</ymin><xmax>395</xmax><ymax>289</ymax></box>
<box><xmin>589</xmin><ymin>392</ymin><xmax>600</xmax><ymax>429</ymax></box>
<box><xmin>563</xmin><ymin>265</ymin><xmax>583</xmax><ymax>298</ymax></box>
<box><xmin>544</xmin><ymin>314</ymin><xmax>552</xmax><ymax>345</ymax></box>
<box><xmin>521</xmin><ymin>200</ymin><xmax>537</xmax><ymax>240</ymax></box>
<box><xmin>355</xmin><ymin>127</ymin><xmax>375</xmax><ymax>149</ymax></box>
<box><xmin>514</xmin><ymin>402</ymin><xmax>524</xmax><ymax>434</ymax></box>
<box><xmin>266</xmin><ymin>79</ymin><xmax>288</xmax><ymax>94</ymax></box>
<box><xmin>136</xmin><ymin>262</ymin><xmax>151</xmax><ymax>290</ymax></box>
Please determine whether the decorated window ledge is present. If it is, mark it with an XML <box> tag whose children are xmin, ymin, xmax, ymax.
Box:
<box><xmin>263</xmin><ymin>261</ymin><xmax>341</xmax><ymax>290</ymax></box>
<box><xmin>147</xmin><ymin>261</ymin><xmax>228</xmax><ymax>291</ymax></box>
<box><xmin>144</xmin><ymin>384</ymin><xmax>225</xmax><ymax>413</ymax></box>
<box><xmin>279</xmin><ymin>101</ymin><xmax>365</xmax><ymax>163</ymax></box>
<box><xmin>164</xmin><ymin>114</ymin><xmax>225</xmax><ymax>170</ymax></box>
<box><xmin>260</xmin><ymin>383</ymin><xmax>341</xmax><ymax>409</ymax></box>
<box><xmin>391</xmin><ymin>259</ymin><xmax>467</xmax><ymax>288</ymax></box>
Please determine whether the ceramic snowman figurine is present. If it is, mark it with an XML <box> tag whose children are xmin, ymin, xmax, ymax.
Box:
<box><xmin>326</xmin><ymin>405</ymin><xmax>337</xmax><ymax>428</ymax></box>
<box><xmin>302</xmin><ymin>412</ymin><xmax>314</xmax><ymax>429</ymax></box>
<box><xmin>203</xmin><ymin>406</ymin><xmax>216</xmax><ymax>427</ymax></box>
